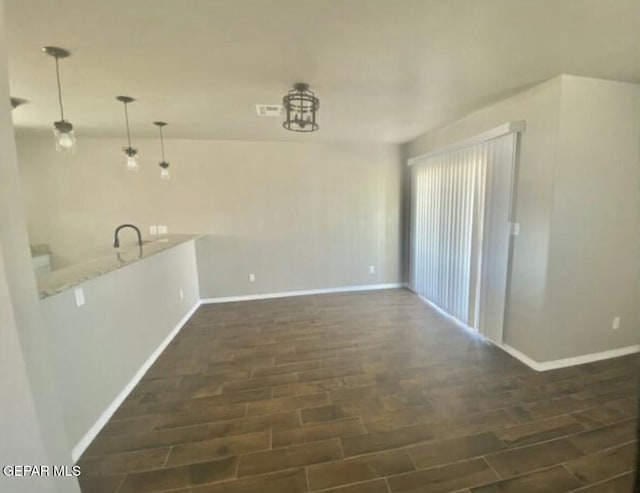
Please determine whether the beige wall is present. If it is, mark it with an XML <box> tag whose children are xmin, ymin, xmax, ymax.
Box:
<box><xmin>404</xmin><ymin>75</ymin><xmax>640</xmax><ymax>363</ymax></box>
<box><xmin>16</xmin><ymin>138</ymin><xmax>402</xmax><ymax>294</ymax></box>
<box><xmin>0</xmin><ymin>1</ymin><xmax>80</xmax><ymax>490</ymax></box>
<box><xmin>542</xmin><ymin>75</ymin><xmax>640</xmax><ymax>360</ymax></box>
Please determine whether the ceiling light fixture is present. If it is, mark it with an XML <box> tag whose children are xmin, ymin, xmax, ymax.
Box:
<box><xmin>282</xmin><ymin>82</ymin><xmax>319</xmax><ymax>132</ymax></box>
<box><xmin>116</xmin><ymin>96</ymin><xmax>139</xmax><ymax>171</ymax></box>
<box><xmin>42</xmin><ymin>46</ymin><xmax>76</xmax><ymax>152</ymax></box>
<box><xmin>153</xmin><ymin>121</ymin><xmax>170</xmax><ymax>181</ymax></box>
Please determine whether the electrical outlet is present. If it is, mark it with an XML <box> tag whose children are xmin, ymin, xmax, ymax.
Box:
<box><xmin>369</xmin><ymin>265</ymin><xmax>376</xmax><ymax>275</ymax></box>
<box><xmin>249</xmin><ymin>273</ymin><xmax>256</xmax><ymax>282</ymax></box>
<box><xmin>74</xmin><ymin>287</ymin><xmax>85</xmax><ymax>307</ymax></box>
<box><xmin>157</xmin><ymin>225</ymin><xmax>168</xmax><ymax>235</ymax></box>
<box><xmin>179</xmin><ymin>289</ymin><xmax>184</xmax><ymax>301</ymax></box>
<box><xmin>149</xmin><ymin>225</ymin><xmax>158</xmax><ymax>235</ymax></box>
<box><xmin>612</xmin><ymin>316</ymin><xmax>621</xmax><ymax>330</ymax></box>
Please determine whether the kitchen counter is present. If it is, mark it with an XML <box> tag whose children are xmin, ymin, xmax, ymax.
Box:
<box><xmin>36</xmin><ymin>234</ymin><xmax>200</xmax><ymax>299</ymax></box>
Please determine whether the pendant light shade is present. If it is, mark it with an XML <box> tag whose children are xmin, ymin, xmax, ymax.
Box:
<box><xmin>43</xmin><ymin>46</ymin><xmax>76</xmax><ymax>153</ymax></box>
<box><xmin>116</xmin><ymin>96</ymin><xmax>139</xmax><ymax>171</ymax></box>
<box><xmin>153</xmin><ymin>121</ymin><xmax>170</xmax><ymax>181</ymax></box>
<box><xmin>160</xmin><ymin>165</ymin><xmax>170</xmax><ymax>180</ymax></box>
<box><xmin>125</xmin><ymin>149</ymin><xmax>139</xmax><ymax>171</ymax></box>
<box><xmin>282</xmin><ymin>82</ymin><xmax>319</xmax><ymax>132</ymax></box>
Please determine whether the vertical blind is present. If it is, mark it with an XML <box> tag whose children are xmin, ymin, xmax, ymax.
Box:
<box><xmin>410</xmin><ymin>133</ymin><xmax>517</xmax><ymax>333</ymax></box>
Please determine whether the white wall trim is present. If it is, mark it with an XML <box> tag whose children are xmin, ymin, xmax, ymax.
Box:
<box><xmin>499</xmin><ymin>343</ymin><xmax>545</xmax><ymax>371</ymax></box>
<box><xmin>70</xmin><ymin>280</ymin><xmax>635</xmax><ymax>460</ymax></box>
<box><xmin>70</xmin><ymin>283</ymin><xmax>404</xmax><ymax>460</ymax></box>
<box><xmin>200</xmin><ymin>283</ymin><xmax>404</xmax><ymax>304</ymax></box>
<box><xmin>500</xmin><ymin>343</ymin><xmax>640</xmax><ymax>372</ymax></box>
<box><xmin>70</xmin><ymin>300</ymin><xmax>201</xmax><ymax>462</ymax></box>
<box><xmin>407</xmin><ymin>120</ymin><xmax>526</xmax><ymax>166</ymax></box>
<box><xmin>408</xmin><ymin>284</ymin><xmax>640</xmax><ymax>372</ymax></box>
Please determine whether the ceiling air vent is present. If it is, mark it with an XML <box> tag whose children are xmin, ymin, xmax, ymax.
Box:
<box><xmin>255</xmin><ymin>104</ymin><xmax>284</xmax><ymax>117</ymax></box>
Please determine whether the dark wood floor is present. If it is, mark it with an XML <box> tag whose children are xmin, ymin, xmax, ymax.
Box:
<box><xmin>78</xmin><ymin>288</ymin><xmax>639</xmax><ymax>493</ymax></box>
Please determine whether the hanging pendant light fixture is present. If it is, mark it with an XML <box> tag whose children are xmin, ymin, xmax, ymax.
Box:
<box><xmin>42</xmin><ymin>46</ymin><xmax>76</xmax><ymax>152</ymax></box>
<box><xmin>282</xmin><ymin>82</ymin><xmax>319</xmax><ymax>132</ymax></box>
<box><xmin>116</xmin><ymin>96</ymin><xmax>139</xmax><ymax>171</ymax></box>
<box><xmin>153</xmin><ymin>121</ymin><xmax>170</xmax><ymax>181</ymax></box>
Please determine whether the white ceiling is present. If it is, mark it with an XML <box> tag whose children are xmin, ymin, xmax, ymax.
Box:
<box><xmin>5</xmin><ymin>0</ymin><xmax>640</xmax><ymax>144</ymax></box>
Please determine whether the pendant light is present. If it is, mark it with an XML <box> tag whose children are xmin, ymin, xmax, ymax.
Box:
<box><xmin>153</xmin><ymin>121</ymin><xmax>170</xmax><ymax>181</ymax></box>
<box><xmin>42</xmin><ymin>46</ymin><xmax>76</xmax><ymax>152</ymax></box>
<box><xmin>282</xmin><ymin>82</ymin><xmax>319</xmax><ymax>132</ymax></box>
<box><xmin>116</xmin><ymin>96</ymin><xmax>139</xmax><ymax>171</ymax></box>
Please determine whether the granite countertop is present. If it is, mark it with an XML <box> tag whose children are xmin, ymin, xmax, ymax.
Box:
<box><xmin>36</xmin><ymin>234</ymin><xmax>200</xmax><ymax>299</ymax></box>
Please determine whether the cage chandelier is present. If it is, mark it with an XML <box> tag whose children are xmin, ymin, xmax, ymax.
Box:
<box><xmin>282</xmin><ymin>82</ymin><xmax>319</xmax><ymax>132</ymax></box>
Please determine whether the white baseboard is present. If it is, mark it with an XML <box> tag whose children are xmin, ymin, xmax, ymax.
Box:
<box><xmin>71</xmin><ymin>283</ymin><xmax>403</xmax><ymax>460</ymax></box>
<box><xmin>200</xmin><ymin>283</ymin><xmax>404</xmax><ymax>304</ymax></box>
<box><xmin>70</xmin><ymin>300</ymin><xmax>201</xmax><ymax>462</ymax></box>
<box><xmin>69</xmin><ymin>283</ymin><xmax>638</xmax><ymax>462</ymax></box>
<box><xmin>500</xmin><ymin>343</ymin><xmax>640</xmax><ymax>372</ymax></box>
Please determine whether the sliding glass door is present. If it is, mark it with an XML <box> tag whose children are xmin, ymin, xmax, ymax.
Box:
<box><xmin>409</xmin><ymin>131</ymin><xmax>518</xmax><ymax>344</ymax></box>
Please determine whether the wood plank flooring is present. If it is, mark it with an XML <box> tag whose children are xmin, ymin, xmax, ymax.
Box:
<box><xmin>77</xmin><ymin>288</ymin><xmax>639</xmax><ymax>493</ymax></box>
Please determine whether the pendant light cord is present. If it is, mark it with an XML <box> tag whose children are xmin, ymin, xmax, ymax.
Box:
<box><xmin>55</xmin><ymin>56</ymin><xmax>65</xmax><ymax>120</ymax></box>
<box><xmin>124</xmin><ymin>102</ymin><xmax>132</xmax><ymax>148</ymax></box>
<box><xmin>159</xmin><ymin>126</ymin><xmax>166</xmax><ymax>161</ymax></box>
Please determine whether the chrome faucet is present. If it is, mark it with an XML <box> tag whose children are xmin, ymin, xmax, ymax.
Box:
<box><xmin>113</xmin><ymin>224</ymin><xmax>142</xmax><ymax>248</ymax></box>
